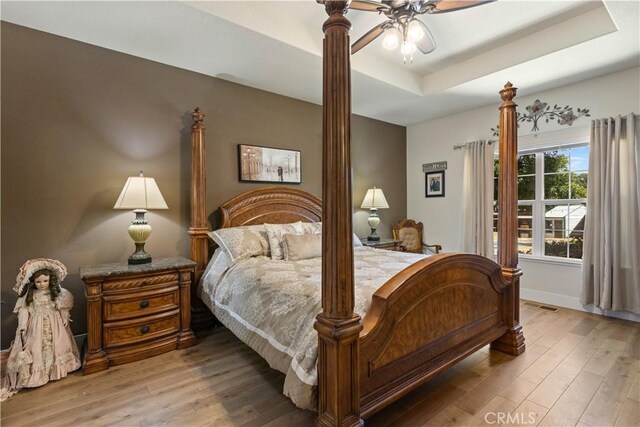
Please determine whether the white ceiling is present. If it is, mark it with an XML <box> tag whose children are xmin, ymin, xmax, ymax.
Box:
<box><xmin>2</xmin><ymin>1</ymin><xmax>639</xmax><ymax>126</ymax></box>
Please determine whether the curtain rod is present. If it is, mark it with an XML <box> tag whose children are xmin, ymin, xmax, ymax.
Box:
<box><xmin>452</xmin><ymin>114</ymin><xmax>639</xmax><ymax>151</ymax></box>
<box><xmin>453</xmin><ymin>140</ymin><xmax>496</xmax><ymax>150</ymax></box>
<box><xmin>453</xmin><ymin>124</ymin><xmax>590</xmax><ymax>150</ymax></box>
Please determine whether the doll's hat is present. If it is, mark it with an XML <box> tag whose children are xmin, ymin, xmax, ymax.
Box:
<box><xmin>13</xmin><ymin>258</ymin><xmax>67</xmax><ymax>295</ymax></box>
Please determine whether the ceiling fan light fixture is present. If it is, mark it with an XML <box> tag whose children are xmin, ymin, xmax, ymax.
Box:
<box><xmin>400</xmin><ymin>41</ymin><xmax>417</xmax><ymax>55</ymax></box>
<box><xmin>349</xmin><ymin>0</ymin><xmax>493</xmax><ymax>63</ymax></box>
<box><xmin>406</xmin><ymin>19</ymin><xmax>424</xmax><ymax>42</ymax></box>
<box><xmin>382</xmin><ymin>28</ymin><xmax>400</xmax><ymax>49</ymax></box>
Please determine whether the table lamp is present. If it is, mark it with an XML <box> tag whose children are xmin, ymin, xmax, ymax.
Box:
<box><xmin>114</xmin><ymin>171</ymin><xmax>168</xmax><ymax>265</ymax></box>
<box><xmin>360</xmin><ymin>187</ymin><xmax>389</xmax><ymax>241</ymax></box>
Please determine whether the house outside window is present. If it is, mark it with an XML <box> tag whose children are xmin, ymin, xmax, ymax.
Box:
<box><xmin>493</xmin><ymin>144</ymin><xmax>589</xmax><ymax>260</ymax></box>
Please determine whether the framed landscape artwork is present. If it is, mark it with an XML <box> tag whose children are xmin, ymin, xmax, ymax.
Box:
<box><xmin>425</xmin><ymin>171</ymin><xmax>445</xmax><ymax>197</ymax></box>
<box><xmin>238</xmin><ymin>144</ymin><xmax>301</xmax><ymax>184</ymax></box>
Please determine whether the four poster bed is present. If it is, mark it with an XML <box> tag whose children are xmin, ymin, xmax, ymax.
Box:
<box><xmin>187</xmin><ymin>2</ymin><xmax>524</xmax><ymax>426</ymax></box>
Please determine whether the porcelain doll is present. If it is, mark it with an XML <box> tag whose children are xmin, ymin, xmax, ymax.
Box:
<box><xmin>1</xmin><ymin>258</ymin><xmax>81</xmax><ymax>401</ymax></box>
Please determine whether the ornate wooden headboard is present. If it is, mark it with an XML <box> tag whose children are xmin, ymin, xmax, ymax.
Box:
<box><xmin>187</xmin><ymin>108</ymin><xmax>323</xmax><ymax>301</ymax></box>
<box><xmin>219</xmin><ymin>187</ymin><xmax>322</xmax><ymax>228</ymax></box>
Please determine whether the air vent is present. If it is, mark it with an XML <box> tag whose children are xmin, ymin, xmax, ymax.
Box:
<box><xmin>522</xmin><ymin>301</ymin><xmax>560</xmax><ymax>312</ymax></box>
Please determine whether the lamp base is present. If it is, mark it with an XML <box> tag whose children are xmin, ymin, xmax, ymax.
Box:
<box><xmin>367</xmin><ymin>209</ymin><xmax>381</xmax><ymax>241</ymax></box>
<box><xmin>129</xmin><ymin>243</ymin><xmax>152</xmax><ymax>265</ymax></box>
<box><xmin>127</xmin><ymin>209</ymin><xmax>153</xmax><ymax>265</ymax></box>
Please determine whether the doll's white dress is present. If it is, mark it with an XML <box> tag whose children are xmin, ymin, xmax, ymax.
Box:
<box><xmin>4</xmin><ymin>288</ymin><xmax>81</xmax><ymax>391</ymax></box>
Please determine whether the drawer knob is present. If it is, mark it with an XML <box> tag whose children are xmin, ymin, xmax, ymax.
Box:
<box><xmin>139</xmin><ymin>300</ymin><xmax>149</xmax><ymax>309</ymax></box>
<box><xmin>140</xmin><ymin>325</ymin><xmax>150</xmax><ymax>334</ymax></box>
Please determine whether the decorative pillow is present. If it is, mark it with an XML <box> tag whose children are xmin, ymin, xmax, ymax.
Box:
<box><xmin>264</xmin><ymin>222</ymin><xmax>304</xmax><ymax>260</ymax></box>
<box><xmin>208</xmin><ymin>224</ymin><xmax>270</xmax><ymax>264</ymax></box>
<box><xmin>283</xmin><ymin>233</ymin><xmax>322</xmax><ymax>261</ymax></box>
<box><xmin>302</xmin><ymin>222</ymin><xmax>322</xmax><ymax>235</ymax></box>
<box><xmin>300</xmin><ymin>221</ymin><xmax>363</xmax><ymax>246</ymax></box>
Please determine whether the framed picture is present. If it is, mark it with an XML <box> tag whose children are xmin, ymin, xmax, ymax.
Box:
<box><xmin>238</xmin><ymin>144</ymin><xmax>301</xmax><ymax>184</ymax></box>
<box><xmin>425</xmin><ymin>171</ymin><xmax>445</xmax><ymax>197</ymax></box>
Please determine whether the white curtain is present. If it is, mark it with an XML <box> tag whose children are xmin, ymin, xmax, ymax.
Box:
<box><xmin>581</xmin><ymin>114</ymin><xmax>640</xmax><ymax>314</ymax></box>
<box><xmin>461</xmin><ymin>140</ymin><xmax>494</xmax><ymax>258</ymax></box>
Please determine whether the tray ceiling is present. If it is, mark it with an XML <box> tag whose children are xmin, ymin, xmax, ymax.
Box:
<box><xmin>2</xmin><ymin>1</ymin><xmax>638</xmax><ymax>125</ymax></box>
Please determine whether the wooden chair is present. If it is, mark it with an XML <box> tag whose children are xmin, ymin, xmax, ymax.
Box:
<box><xmin>392</xmin><ymin>219</ymin><xmax>442</xmax><ymax>254</ymax></box>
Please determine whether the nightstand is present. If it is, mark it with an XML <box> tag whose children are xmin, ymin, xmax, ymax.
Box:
<box><xmin>80</xmin><ymin>257</ymin><xmax>197</xmax><ymax>374</ymax></box>
<box><xmin>361</xmin><ymin>238</ymin><xmax>405</xmax><ymax>251</ymax></box>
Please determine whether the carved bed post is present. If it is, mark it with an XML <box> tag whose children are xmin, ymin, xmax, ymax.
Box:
<box><xmin>314</xmin><ymin>1</ymin><xmax>363</xmax><ymax>426</ymax></box>
<box><xmin>491</xmin><ymin>82</ymin><xmax>526</xmax><ymax>356</ymax></box>
<box><xmin>189</xmin><ymin>107</ymin><xmax>213</xmax><ymax>331</ymax></box>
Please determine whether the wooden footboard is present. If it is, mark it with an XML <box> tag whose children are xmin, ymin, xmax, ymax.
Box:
<box><xmin>359</xmin><ymin>253</ymin><xmax>511</xmax><ymax>418</ymax></box>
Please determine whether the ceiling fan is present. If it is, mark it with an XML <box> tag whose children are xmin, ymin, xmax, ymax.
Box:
<box><xmin>349</xmin><ymin>0</ymin><xmax>496</xmax><ymax>62</ymax></box>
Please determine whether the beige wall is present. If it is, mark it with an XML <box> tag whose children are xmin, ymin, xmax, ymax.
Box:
<box><xmin>1</xmin><ymin>23</ymin><xmax>406</xmax><ymax>348</ymax></box>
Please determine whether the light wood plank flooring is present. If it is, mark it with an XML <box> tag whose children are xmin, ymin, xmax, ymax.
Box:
<box><xmin>2</xmin><ymin>301</ymin><xmax>638</xmax><ymax>426</ymax></box>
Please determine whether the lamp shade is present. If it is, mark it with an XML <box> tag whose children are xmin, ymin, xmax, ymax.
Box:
<box><xmin>360</xmin><ymin>187</ymin><xmax>389</xmax><ymax>209</ymax></box>
<box><xmin>113</xmin><ymin>172</ymin><xmax>168</xmax><ymax>210</ymax></box>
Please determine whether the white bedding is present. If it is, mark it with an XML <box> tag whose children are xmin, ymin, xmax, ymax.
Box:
<box><xmin>199</xmin><ymin>246</ymin><xmax>427</xmax><ymax>410</ymax></box>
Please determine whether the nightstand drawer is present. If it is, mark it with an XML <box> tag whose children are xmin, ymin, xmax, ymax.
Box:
<box><xmin>104</xmin><ymin>310</ymin><xmax>180</xmax><ymax>349</ymax></box>
<box><xmin>103</xmin><ymin>272</ymin><xmax>179</xmax><ymax>293</ymax></box>
<box><xmin>103</xmin><ymin>286</ymin><xmax>180</xmax><ymax>322</ymax></box>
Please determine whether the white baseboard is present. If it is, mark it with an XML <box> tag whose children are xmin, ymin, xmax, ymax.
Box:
<box><xmin>521</xmin><ymin>288</ymin><xmax>640</xmax><ymax>323</ymax></box>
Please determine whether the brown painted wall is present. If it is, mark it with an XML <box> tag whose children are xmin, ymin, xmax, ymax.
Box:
<box><xmin>1</xmin><ymin>23</ymin><xmax>406</xmax><ymax>349</ymax></box>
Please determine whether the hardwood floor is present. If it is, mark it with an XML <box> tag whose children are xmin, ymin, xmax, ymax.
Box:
<box><xmin>2</xmin><ymin>301</ymin><xmax>638</xmax><ymax>426</ymax></box>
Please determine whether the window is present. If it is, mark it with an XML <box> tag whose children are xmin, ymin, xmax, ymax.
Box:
<box><xmin>493</xmin><ymin>145</ymin><xmax>589</xmax><ymax>260</ymax></box>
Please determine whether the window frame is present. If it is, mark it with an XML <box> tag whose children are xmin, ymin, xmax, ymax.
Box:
<box><xmin>494</xmin><ymin>142</ymin><xmax>589</xmax><ymax>264</ymax></box>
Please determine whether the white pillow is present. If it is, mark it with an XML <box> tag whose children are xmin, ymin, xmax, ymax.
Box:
<box><xmin>283</xmin><ymin>233</ymin><xmax>323</xmax><ymax>261</ymax></box>
<box><xmin>264</xmin><ymin>222</ymin><xmax>304</xmax><ymax>260</ymax></box>
<box><xmin>300</xmin><ymin>221</ymin><xmax>363</xmax><ymax>246</ymax></box>
<box><xmin>208</xmin><ymin>224</ymin><xmax>270</xmax><ymax>264</ymax></box>
<box><xmin>302</xmin><ymin>222</ymin><xmax>322</xmax><ymax>235</ymax></box>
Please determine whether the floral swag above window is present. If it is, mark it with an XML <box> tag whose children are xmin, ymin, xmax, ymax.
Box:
<box><xmin>491</xmin><ymin>99</ymin><xmax>591</xmax><ymax>136</ymax></box>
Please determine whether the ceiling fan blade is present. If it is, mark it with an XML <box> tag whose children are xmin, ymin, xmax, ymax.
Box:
<box><xmin>426</xmin><ymin>0</ymin><xmax>495</xmax><ymax>14</ymax></box>
<box><xmin>413</xmin><ymin>20</ymin><xmax>436</xmax><ymax>54</ymax></box>
<box><xmin>351</xmin><ymin>21</ymin><xmax>389</xmax><ymax>54</ymax></box>
<box><xmin>349</xmin><ymin>0</ymin><xmax>391</xmax><ymax>12</ymax></box>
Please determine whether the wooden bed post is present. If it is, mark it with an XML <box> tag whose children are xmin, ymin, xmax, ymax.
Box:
<box><xmin>314</xmin><ymin>1</ymin><xmax>363</xmax><ymax>426</ymax></box>
<box><xmin>189</xmin><ymin>107</ymin><xmax>213</xmax><ymax>331</ymax></box>
<box><xmin>491</xmin><ymin>83</ymin><xmax>526</xmax><ymax>356</ymax></box>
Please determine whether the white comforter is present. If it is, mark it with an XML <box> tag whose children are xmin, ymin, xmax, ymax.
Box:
<box><xmin>199</xmin><ymin>246</ymin><xmax>427</xmax><ymax>409</ymax></box>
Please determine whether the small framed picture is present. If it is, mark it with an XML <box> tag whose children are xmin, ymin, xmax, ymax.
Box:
<box><xmin>425</xmin><ymin>171</ymin><xmax>445</xmax><ymax>197</ymax></box>
<box><xmin>238</xmin><ymin>144</ymin><xmax>301</xmax><ymax>184</ymax></box>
